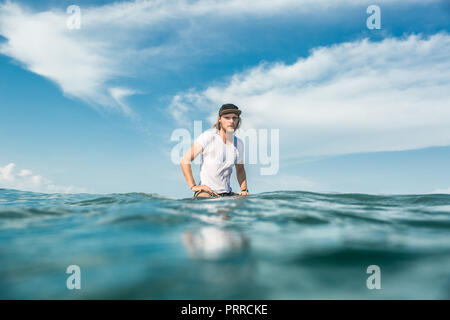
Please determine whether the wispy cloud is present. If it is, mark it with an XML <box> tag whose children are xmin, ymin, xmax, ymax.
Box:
<box><xmin>0</xmin><ymin>2</ymin><xmax>136</xmax><ymax>115</ymax></box>
<box><xmin>0</xmin><ymin>0</ymin><xmax>438</xmax><ymax>116</ymax></box>
<box><xmin>170</xmin><ymin>33</ymin><xmax>450</xmax><ymax>158</ymax></box>
<box><xmin>0</xmin><ymin>163</ymin><xmax>86</xmax><ymax>193</ymax></box>
<box><xmin>84</xmin><ymin>0</ymin><xmax>436</xmax><ymax>26</ymax></box>
<box><xmin>108</xmin><ymin>87</ymin><xmax>139</xmax><ymax>117</ymax></box>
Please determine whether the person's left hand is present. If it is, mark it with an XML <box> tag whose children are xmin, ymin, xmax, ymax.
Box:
<box><xmin>238</xmin><ymin>190</ymin><xmax>249</xmax><ymax>196</ymax></box>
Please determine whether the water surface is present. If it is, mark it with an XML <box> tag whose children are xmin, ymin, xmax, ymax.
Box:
<box><xmin>1</xmin><ymin>188</ymin><xmax>449</xmax><ymax>299</ymax></box>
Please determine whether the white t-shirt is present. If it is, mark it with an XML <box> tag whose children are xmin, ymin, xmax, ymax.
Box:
<box><xmin>195</xmin><ymin>128</ymin><xmax>244</xmax><ymax>193</ymax></box>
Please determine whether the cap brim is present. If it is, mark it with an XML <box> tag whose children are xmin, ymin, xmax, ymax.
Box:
<box><xmin>220</xmin><ymin>109</ymin><xmax>241</xmax><ymax>116</ymax></box>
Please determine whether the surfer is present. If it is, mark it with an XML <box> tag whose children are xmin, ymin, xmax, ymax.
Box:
<box><xmin>180</xmin><ymin>104</ymin><xmax>249</xmax><ymax>198</ymax></box>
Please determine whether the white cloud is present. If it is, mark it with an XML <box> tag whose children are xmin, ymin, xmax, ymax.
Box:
<box><xmin>108</xmin><ymin>87</ymin><xmax>139</xmax><ymax>117</ymax></box>
<box><xmin>84</xmin><ymin>0</ymin><xmax>436</xmax><ymax>26</ymax></box>
<box><xmin>431</xmin><ymin>188</ymin><xmax>450</xmax><ymax>194</ymax></box>
<box><xmin>0</xmin><ymin>0</ymin><xmax>438</xmax><ymax>116</ymax></box>
<box><xmin>0</xmin><ymin>2</ymin><xmax>133</xmax><ymax>115</ymax></box>
<box><xmin>0</xmin><ymin>163</ymin><xmax>86</xmax><ymax>194</ymax></box>
<box><xmin>170</xmin><ymin>33</ymin><xmax>450</xmax><ymax>158</ymax></box>
<box><xmin>18</xmin><ymin>169</ymin><xmax>32</xmax><ymax>177</ymax></box>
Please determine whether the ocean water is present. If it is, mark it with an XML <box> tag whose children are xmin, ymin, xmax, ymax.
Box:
<box><xmin>0</xmin><ymin>188</ymin><xmax>449</xmax><ymax>299</ymax></box>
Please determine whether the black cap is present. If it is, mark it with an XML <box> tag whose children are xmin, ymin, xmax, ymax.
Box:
<box><xmin>219</xmin><ymin>104</ymin><xmax>241</xmax><ymax>116</ymax></box>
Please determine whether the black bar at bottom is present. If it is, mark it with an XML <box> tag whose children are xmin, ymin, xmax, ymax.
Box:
<box><xmin>0</xmin><ymin>300</ymin><xmax>446</xmax><ymax>318</ymax></box>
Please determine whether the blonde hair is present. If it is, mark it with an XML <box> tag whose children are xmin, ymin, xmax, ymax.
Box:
<box><xmin>212</xmin><ymin>114</ymin><xmax>241</xmax><ymax>131</ymax></box>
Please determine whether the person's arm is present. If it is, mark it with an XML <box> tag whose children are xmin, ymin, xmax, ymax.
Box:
<box><xmin>235</xmin><ymin>164</ymin><xmax>249</xmax><ymax>196</ymax></box>
<box><xmin>180</xmin><ymin>143</ymin><xmax>219</xmax><ymax>196</ymax></box>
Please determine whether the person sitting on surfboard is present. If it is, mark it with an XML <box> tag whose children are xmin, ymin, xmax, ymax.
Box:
<box><xmin>180</xmin><ymin>104</ymin><xmax>249</xmax><ymax>198</ymax></box>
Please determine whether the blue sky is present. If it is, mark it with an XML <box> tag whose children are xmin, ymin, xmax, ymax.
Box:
<box><xmin>1</xmin><ymin>0</ymin><xmax>450</xmax><ymax>198</ymax></box>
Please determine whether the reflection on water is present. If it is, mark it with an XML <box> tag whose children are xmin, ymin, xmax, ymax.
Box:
<box><xmin>183</xmin><ymin>227</ymin><xmax>250</xmax><ymax>260</ymax></box>
<box><xmin>183</xmin><ymin>200</ymin><xmax>249</xmax><ymax>260</ymax></box>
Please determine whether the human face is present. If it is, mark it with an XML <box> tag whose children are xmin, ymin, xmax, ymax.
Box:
<box><xmin>220</xmin><ymin>113</ymin><xmax>239</xmax><ymax>132</ymax></box>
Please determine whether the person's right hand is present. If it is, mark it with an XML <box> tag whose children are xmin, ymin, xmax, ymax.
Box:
<box><xmin>191</xmin><ymin>185</ymin><xmax>220</xmax><ymax>196</ymax></box>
